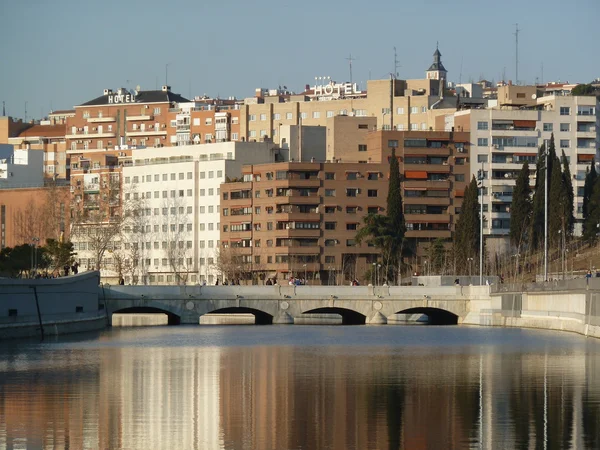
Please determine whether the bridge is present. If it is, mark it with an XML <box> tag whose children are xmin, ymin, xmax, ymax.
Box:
<box><xmin>100</xmin><ymin>284</ymin><xmax>491</xmax><ymax>325</ymax></box>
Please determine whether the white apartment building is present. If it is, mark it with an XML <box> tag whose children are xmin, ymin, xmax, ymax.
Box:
<box><xmin>118</xmin><ymin>141</ymin><xmax>279</xmax><ymax>285</ymax></box>
<box><xmin>0</xmin><ymin>147</ymin><xmax>44</xmax><ymax>188</ymax></box>
<box><xmin>452</xmin><ymin>94</ymin><xmax>599</xmax><ymax>254</ymax></box>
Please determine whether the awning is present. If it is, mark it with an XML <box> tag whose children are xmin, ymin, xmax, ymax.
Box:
<box><xmin>405</xmin><ymin>187</ymin><xmax>426</xmax><ymax>191</ymax></box>
<box><xmin>514</xmin><ymin>120</ymin><xmax>536</xmax><ymax>128</ymax></box>
<box><xmin>578</xmin><ymin>154</ymin><xmax>595</xmax><ymax>161</ymax></box>
<box><xmin>454</xmin><ymin>189</ymin><xmax>465</xmax><ymax>197</ymax></box>
<box><xmin>404</xmin><ymin>171</ymin><xmax>428</xmax><ymax>179</ymax></box>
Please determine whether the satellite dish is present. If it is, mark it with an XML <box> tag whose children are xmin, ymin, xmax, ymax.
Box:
<box><xmin>531</xmin><ymin>94</ymin><xmax>537</xmax><ymax>99</ymax></box>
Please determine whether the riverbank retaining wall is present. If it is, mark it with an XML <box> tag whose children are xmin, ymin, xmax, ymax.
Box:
<box><xmin>0</xmin><ymin>271</ymin><xmax>106</xmax><ymax>340</ymax></box>
<box><xmin>464</xmin><ymin>279</ymin><xmax>600</xmax><ymax>339</ymax></box>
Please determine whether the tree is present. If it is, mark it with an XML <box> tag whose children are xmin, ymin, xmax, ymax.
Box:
<box><xmin>0</xmin><ymin>245</ymin><xmax>33</xmax><ymax>277</ymax></box>
<box><xmin>43</xmin><ymin>239</ymin><xmax>76</xmax><ymax>275</ymax></box>
<box><xmin>559</xmin><ymin>150</ymin><xmax>574</xmax><ymax>237</ymax></box>
<box><xmin>453</xmin><ymin>176</ymin><xmax>480</xmax><ymax>274</ymax></box>
<box><xmin>530</xmin><ymin>143</ymin><xmax>547</xmax><ymax>250</ymax></box>
<box><xmin>584</xmin><ymin>178</ymin><xmax>600</xmax><ymax>243</ymax></box>
<box><xmin>548</xmin><ymin>147</ymin><xmax>563</xmax><ymax>247</ymax></box>
<box><xmin>509</xmin><ymin>161</ymin><xmax>532</xmax><ymax>251</ymax></box>
<box><xmin>571</xmin><ymin>84</ymin><xmax>596</xmax><ymax>96</ymax></box>
<box><xmin>386</xmin><ymin>147</ymin><xmax>406</xmax><ymax>283</ymax></box>
<box><xmin>582</xmin><ymin>159</ymin><xmax>597</xmax><ymax>237</ymax></box>
<box><xmin>428</xmin><ymin>238</ymin><xmax>448</xmax><ymax>275</ymax></box>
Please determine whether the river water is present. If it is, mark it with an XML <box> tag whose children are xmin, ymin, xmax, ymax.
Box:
<box><xmin>0</xmin><ymin>325</ymin><xmax>599</xmax><ymax>450</ymax></box>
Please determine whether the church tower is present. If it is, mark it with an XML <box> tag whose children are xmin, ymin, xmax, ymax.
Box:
<box><xmin>426</xmin><ymin>43</ymin><xmax>447</xmax><ymax>82</ymax></box>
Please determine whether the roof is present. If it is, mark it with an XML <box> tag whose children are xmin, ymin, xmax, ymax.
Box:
<box><xmin>49</xmin><ymin>109</ymin><xmax>75</xmax><ymax>115</ymax></box>
<box><xmin>428</xmin><ymin>61</ymin><xmax>447</xmax><ymax>72</ymax></box>
<box><xmin>18</xmin><ymin>124</ymin><xmax>66</xmax><ymax>138</ymax></box>
<box><xmin>79</xmin><ymin>89</ymin><xmax>190</xmax><ymax>107</ymax></box>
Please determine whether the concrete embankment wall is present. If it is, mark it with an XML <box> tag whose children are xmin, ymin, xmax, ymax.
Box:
<box><xmin>463</xmin><ymin>280</ymin><xmax>600</xmax><ymax>339</ymax></box>
<box><xmin>0</xmin><ymin>271</ymin><xmax>106</xmax><ymax>340</ymax></box>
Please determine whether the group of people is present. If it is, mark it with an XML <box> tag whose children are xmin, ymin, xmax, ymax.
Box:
<box><xmin>215</xmin><ymin>279</ymin><xmax>242</xmax><ymax>285</ymax></box>
<box><xmin>63</xmin><ymin>262</ymin><xmax>79</xmax><ymax>277</ymax></box>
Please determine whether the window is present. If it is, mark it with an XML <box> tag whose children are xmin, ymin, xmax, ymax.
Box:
<box><xmin>560</xmin><ymin>107</ymin><xmax>570</xmax><ymax>116</ymax></box>
<box><xmin>325</xmin><ymin>222</ymin><xmax>336</xmax><ymax>230</ymax></box>
<box><xmin>249</xmin><ymin>130</ymin><xmax>256</xmax><ymax>138</ymax></box>
<box><xmin>346</xmin><ymin>206</ymin><xmax>358</xmax><ymax>214</ymax></box>
<box><xmin>260</xmin><ymin>113</ymin><xmax>267</xmax><ymax>121</ymax></box>
<box><xmin>560</xmin><ymin>123</ymin><xmax>570</xmax><ymax>132</ymax></box>
<box><xmin>217</xmin><ymin>170</ymin><xmax>223</xmax><ymax>177</ymax></box>
<box><xmin>325</xmin><ymin>172</ymin><xmax>335</xmax><ymax>180</ymax></box>
<box><xmin>325</xmin><ymin>206</ymin><xmax>336</xmax><ymax>214</ymax></box>
<box><xmin>410</xmin><ymin>106</ymin><xmax>419</xmax><ymax>114</ymax></box>
<box><xmin>358</xmin><ymin>144</ymin><xmax>367</xmax><ymax>152</ymax></box>
<box><xmin>327</xmin><ymin>110</ymin><xmax>334</xmax><ymax>118</ymax></box>
<box><xmin>477</xmin><ymin>138</ymin><xmax>489</xmax><ymax>147</ymax></box>
<box><xmin>560</xmin><ymin>139</ymin><xmax>570</xmax><ymax>148</ymax></box>
<box><xmin>346</xmin><ymin>223</ymin><xmax>358</xmax><ymax>231</ymax></box>
<box><xmin>543</xmin><ymin>123</ymin><xmax>553</xmax><ymax>132</ymax></box>
<box><xmin>187</xmin><ymin>206</ymin><xmax>193</xmax><ymax>214</ymax></box>
<box><xmin>410</xmin><ymin>123</ymin><xmax>418</xmax><ymax>131</ymax></box>
<box><xmin>209</xmin><ymin>171</ymin><xmax>214</xmax><ymax>178</ymax></box>
<box><xmin>477</xmin><ymin>121</ymin><xmax>489</xmax><ymax>130</ymax></box>
<box><xmin>286</xmin><ymin>112</ymin><xmax>293</xmax><ymax>120</ymax></box>
<box><xmin>249</xmin><ymin>114</ymin><xmax>256</xmax><ymax>121</ymax></box>
<box><xmin>397</xmin><ymin>107</ymin><xmax>404</xmax><ymax>114</ymax></box>
<box><xmin>312</xmin><ymin>111</ymin><xmax>320</xmax><ymax>119</ymax></box>
<box><xmin>346</xmin><ymin>239</ymin><xmax>357</xmax><ymax>247</ymax></box>
<box><xmin>208</xmin><ymin>188</ymin><xmax>214</xmax><ymax>196</ymax></box>
<box><xmin>346</xmin><ymin>188</ymin><xmax>359</xmax><ymax>197</ymax></box>
<box><xmin>367</xmin><ymin>189</ymin><xmax>378</xmax><ymax>197</ymax></box>
<box><xmin>301</xmin><ymin>112</ymin><xmax>307</xmax><ymax>119</ymax></box>
<box><xmin>477</xmin><ymin>154</ymin><xmax>488</xmax><ymax>163</ymax></box>
<box><xmin>232</xmin><ymin>132</ymin><xmax>239</xmax><ymax>140</ymax></box>
<box><xmin>187</xmin><ymin>189</ymin><xmax>193</xmax><ymax>196</ymax></box>
<box><xmin>273</xmin><ymin>113</ymin><xmax>281</xmax><ymax>120</ymax></box>
<box><xmin>455</xmin><ymin>174</ymin><xmax>465</xmax><ymax>182</ymax></box>
<box><xmin>388</xmin><ymin>139</ymin><xmax>398</xmax><ymax>148</ymax></box>
<box><xmin>325</xmin><ymin>189</ymin><xmax>336</xmax><ymax>197</ymax></box>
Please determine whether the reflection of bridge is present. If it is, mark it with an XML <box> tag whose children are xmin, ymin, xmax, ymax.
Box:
<box><xmin>101</xmin><ymin>285</ymin><xmax>491</xmax><ymax>325</ymax></box>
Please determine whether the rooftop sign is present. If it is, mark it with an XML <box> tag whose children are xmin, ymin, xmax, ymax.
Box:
<box><xmin>107</xmin><ymin>93</ymin><xmax>137</xmax><ymax>104</ymax></box>
<box><xmin>311</xmin><ymin>82</ymin><xmax>362</xmax><ymax>101</ymax></box>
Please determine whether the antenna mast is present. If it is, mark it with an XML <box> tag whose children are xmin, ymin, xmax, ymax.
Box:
<box><xmin>346</xmin><ymin>54</ymin><xmax>356</xmax><ymax>85</ymax></box>
<box><xmin>393</xmin><ymin>47</ymin><xmax>400</xmax><ymax>78</ymax></box>
<box><xmin>514</xmin><ymin>23</ymin><xmax>520</xmax><ymax>85</ymax></box>
<box><xmin>459</xmin><ymin>55</ymin><xmax>464</xmax><ymax>85</ymax></box>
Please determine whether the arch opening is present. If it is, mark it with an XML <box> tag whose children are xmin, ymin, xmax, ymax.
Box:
<box><xmin>205</xmin><ymin>307</ymin><xmax>273</xmax><ymax>325</ymax></box>
<box><xmin>302</xmin><ymin>307</ymin><xmax>366</xmax><ymax>325</ymax></box>
<box><xmin>112</xmin><ymin>306</ymin><xmax>181</xmax><ymax>325</ymax></box>
<box><xmin>394</xmin><ymin>307</ymin><xmax>458</xmax><ymax>325</ymax></box>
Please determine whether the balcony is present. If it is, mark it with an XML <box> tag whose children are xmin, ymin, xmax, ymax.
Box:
<box><xmin>66</xmin><ymin>132</ymin><xmax>116</xmax><ymax>139</ymax></box>
<box><xmin>83</xmin><ymin>183</ymin><xmax>100</xmax><ymax>193</ymax></box>
<box><xmin>404</xmin><ymin>180</ymin><xmax>450</xmax><ymax>190</ymax></box>
<box><xmin>126</xmin><ymin>115</ymin><xmax>154</xmax><ymax>121</ymax></box>
<box><xmin>273</xmin><ymin>228</ymin><xmax>321</xmax><ymax>238</ymax></box>
<box><xmin>127</xmin><ymin>130</ymin><xmax>167</xmax><ymax>137</ymax></box>
<box><xmin>403</xmin><ymin>197</ymin><xmax>450</xmax><ymax>206</ymax></box>
<box><xmin>87</xmin><ymin>117</ymin><xmax>116</xmax><ymax>123</ymax></box>
<box><xmin>405</xmin><ymin>230</ymin><xmax>451</xmax><ymax>239</ymax></box>
<box><xmin>404</xmin><ymin>213</ymin><xmax>451</xmax><ymax>224</ymax></box>
<box><xmin>403</xmin><ymin>163</ymin><xmax>450</xmax><ymax>174</ymax></box>
<box><xmin>275</xmin><ymin>212</ymin><xmax>321</xmax><ymax>222</ymax></box>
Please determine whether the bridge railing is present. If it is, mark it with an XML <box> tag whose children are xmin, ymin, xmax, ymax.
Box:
<box><xmin>491</xmin><ymin>278</ymin><xmax>599</xmax><ymax>294</ymax></box>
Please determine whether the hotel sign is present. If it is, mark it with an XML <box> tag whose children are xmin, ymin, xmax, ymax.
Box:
<box><xmin>108</xmin><ymin>93</ymin><xmax>137</xmax><ymax>104</ymax></box>
<box><xmin>311</xmin><ymin>82</ymin><xmax>362</xmax><ymax>101</ymax></box>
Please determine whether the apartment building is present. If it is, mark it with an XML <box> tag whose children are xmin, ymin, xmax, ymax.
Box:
<box><xmin>241</xmin><ymin>47</ymin><xmax>459</xmax><ymax>145</ymax></box>
<box><xmin>365</xmin><ymin>130</ymin><xmax>471</xmax><ymax>261</ymax></box>
<box><xmin>71</xmin><ymin>141</ymin><xmax>280</xmax><ymax>284</ymax></box>
<box><xmin>220</xmin><ymin>161</ymin><xmax>388</xmax><ymax>285</ymax></box>
<box><xmin>450</xmin><ymin>91</ymin><xmax>599</xmax><ymax>253</ymax></box>
<box><xmin>0</xmin><ymin>147</ymin><xmax>69</xmax><ymax>249</ymax></box>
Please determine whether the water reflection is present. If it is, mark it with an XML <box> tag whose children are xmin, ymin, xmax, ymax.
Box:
<box><xmin>0</xmin><ymin>327</ymin><xmax>599</xmax><ymax>450</ymax></box>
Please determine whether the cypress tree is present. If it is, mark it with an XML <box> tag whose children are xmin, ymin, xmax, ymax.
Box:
<box><xmin>454</xmin><ymin>176</ymin><xmax>480</xmax><ymax>274</ymax></box>
<box><xmin>582</xmin><ymin>159</ymin><xmax>597</xmax><ymax>237</ymax></box>
<box><xmin>584</xmin><ymin>178</ymin><xmax>600</xmax><ymax>243</ymax></box>
<box><xmin>560</xmin><ymin>150</ymin><xmax>574</xmax><ymax>236</ymax></box>
<box><xmin>530</xmin><ymin>143</ymin><xmax>546</xmax><ymax>250</ymax></box>
<box><xmin>509</xmin><ymin>161</ymin><xmax>532</xmax><ymax>250</ymax></box>
<box><xmin>386</xmin><ymin>147</ymin><xmax>405</xmax><ymax>281</ymax></box>
<box><xmin>548</xmin><ymin>150</ymin><xmax>563</xmax><ymax>247</ymax></box>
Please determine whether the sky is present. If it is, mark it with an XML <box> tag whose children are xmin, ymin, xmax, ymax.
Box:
<box><xmin>0</xmin><ymin>0</ymin><xmax>598</xmax><ymax>120</ymax></box>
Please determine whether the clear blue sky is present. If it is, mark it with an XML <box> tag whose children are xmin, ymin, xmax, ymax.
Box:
<box><xmin>1</xmin><ymin>0</ymin><xmax>598</xmax><ymax>120</ymax></box>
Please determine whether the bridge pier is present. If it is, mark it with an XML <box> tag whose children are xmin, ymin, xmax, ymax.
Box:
<box><xmin>366</xmin><ymin>311</ymin><xmax>387</xmax><ymax>325</ymax></box>
<box><xmin>273</xmin><ymin>311</ymin><xmax>294</xmax><ymax>324</ymax></box>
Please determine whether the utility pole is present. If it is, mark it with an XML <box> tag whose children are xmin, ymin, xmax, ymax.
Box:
<box><xmin>514</xmin><ymin>24</ymin><xmax>520</xmax><ymax>85</ymax></box>
<box><xmin>165</xmin><ymin>63</ymin><xmax>170</xmax><ymax>86</ymax></box>
<box><xmin>24</xmin><ymin>101</ymin><xmax>28</xmax><ymax>123</ymax></box>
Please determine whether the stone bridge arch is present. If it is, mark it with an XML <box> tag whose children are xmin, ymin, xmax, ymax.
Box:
<box><xmin>204</xmin><ymin>307</ymin><xmax>274</xmax><ymax>325</ymax></box>
<box><xmin>111</xmin><ymin>306</ymin><xmax>181</xmax><ymax>325</ymax></box>
<box><xmin>394</xmin><ymin>307</ymin><xmax>458</xmax><ymax>325</ymax></box>
<box><xmin>301</xmin><ymin>307</ymin><xmax>367</xmax><ymax>325</ymax></box>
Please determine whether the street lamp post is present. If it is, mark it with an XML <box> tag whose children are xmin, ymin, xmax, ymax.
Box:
<box><xmin>477</xmin><ymin>163</ymin><xmax>484</xmax><ymax>286</ymax></box>
<box><xmin>303</xmin><ymin>264</ymin><xmax>307</xmax><ymax>283</ymax></box>
<box><xmin>31</xmin><ymin>237</ymin><xmax>39</xmax><ymax>277</ymax></box>
<box><xmin>378</xmin><ymin>264</ymin><xmax>381</xmax><ymax>286</ymax></box>
<box><xmin>372</xmin><ymin>262</ymin><xmax>376</xmax><ymax>285</ymax></box>
<box><xmin>467</xmin><ymin>257</ymin><xmax>474</xmax><ymax>279</ymax></box>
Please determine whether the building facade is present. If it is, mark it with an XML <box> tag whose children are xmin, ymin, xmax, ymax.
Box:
<box><xmin>451</xmin><ymin>92</ymin><xmax>599</xmax><ymax>252</ymax></box>
<box><xmin>219</xmin><ymin>161</ymin><xmax>389</xmax><ymax>285</ymax></box>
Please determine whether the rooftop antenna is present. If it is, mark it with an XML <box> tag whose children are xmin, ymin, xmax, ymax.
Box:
<box><xmin>514</xmin><ymin>23</ymin><xmax>520</xmax><ymax>85</ymax></box>
<box><xmin>188</xmin><ymin>79</ymin><xmax>192</xmax><ymax>99</ymax></box>
<box><xmin>541</xmin><ymin>62</ymin><xmax>544</xmax><ymax>85</ymax></box>
<box><xmin>2</xmin><ymin>101</ymin><xmax>5</xmax><ymax>117</ymax></box>
<box><xmin>393</xmin><ymin>47</ymin><xmax>401</xmax><ymax>79</ymax></box>
<box><xmin>502</xmin><ymin>66</ymin><xmax>506</xmax><ymax>84</ymax></box>
<box><xmin>346</xmin><ymin>53</ymin><xmax>356</xmax><ymax>85</ymax></box>
<box><xmin>165</xmin><ymin>63</ymin><xmax>170</xmax><ymax>86</ymax></box>
<box><xmin>459</xmin><ymin>55</ymin><xmax>464</xmax><ymax>85</ymax></box>
<box><xmin>24</xmin><ymin>101</ymin><xmax>27</xmax><ymax>122</ymax></box>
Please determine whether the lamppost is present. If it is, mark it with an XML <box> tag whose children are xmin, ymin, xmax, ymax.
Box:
<box><xmin>467</xmin><ymin>257</ymin><xmax>474</xmax><ymax>279</ymax></box>
<box><xmin>327</xmin><ymin>266</ymin><xmax>333</xmax><ymax>286</ymax></box>
<box><xmin>378</xmin><ymin>263</ymin><xmax>381</xmax><ymax>285</ymax></box>
<box><xmin>303</xmin><ymin>263</ymin><xmax>307</xmax><ymax>283</ymax></box>
<box><xmin>513</xmin><ymin>254</ymin><xmax>520</xmax><ymax>279</ymax></box>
